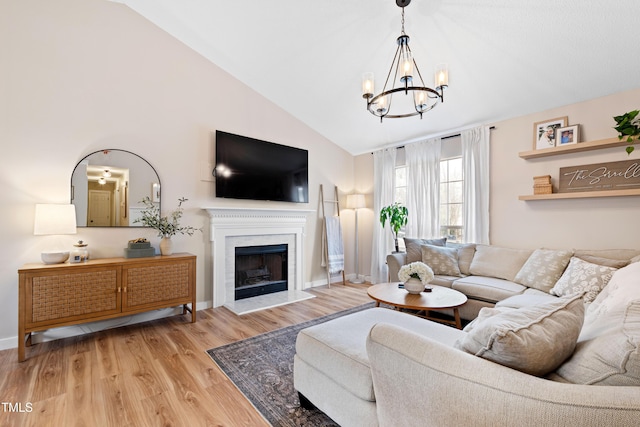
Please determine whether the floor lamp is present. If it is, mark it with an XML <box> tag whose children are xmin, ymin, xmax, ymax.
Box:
<box><xmin>347</xmin><ymin>194</ymin><xmax>366</xmax><ymax>284</ymax></box>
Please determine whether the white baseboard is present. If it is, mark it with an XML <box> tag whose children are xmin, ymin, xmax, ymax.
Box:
<box><xmin>0</xmin><ymin>301</ymin><xmax>212</xmax><ymax>351</ymax></box>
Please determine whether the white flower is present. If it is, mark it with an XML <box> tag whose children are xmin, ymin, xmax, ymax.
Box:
<box><xmin>398</xmin><ymin>261</ymin><xmax>434</xmax><ymax>284</ymax></box>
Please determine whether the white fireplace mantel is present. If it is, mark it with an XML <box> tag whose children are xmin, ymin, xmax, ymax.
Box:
<box><xmin>203</xmin><ymin>207</ymin><xmax>314</xmax><ymax>309</ymax></box>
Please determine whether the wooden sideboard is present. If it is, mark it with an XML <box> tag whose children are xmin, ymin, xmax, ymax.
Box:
<box><xmin>18</xmin><ymin>253</ymin><xmax>196</xmax><ymax>362</ymax></box>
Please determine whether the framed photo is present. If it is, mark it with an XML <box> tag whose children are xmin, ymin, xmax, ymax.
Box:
<box><xmin>533</xmin><ymin>116</ymin><xmax>568</xmax><ymax>150</ymax></box>
<box><xmin>556</xmin><ymin>124</ymin><xmax>579</xmax><ymax>146</ymax></box>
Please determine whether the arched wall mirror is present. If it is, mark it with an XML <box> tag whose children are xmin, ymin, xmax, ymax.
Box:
<box><xmin>71</xmin><ymin>149</ymin><xmax>161</xmax><ymax>227</ymax></box>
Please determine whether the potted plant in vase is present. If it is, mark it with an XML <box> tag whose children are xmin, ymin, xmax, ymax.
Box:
<box><xmin>613</xmin><ymin>110</ymin><xmax>640</xmax><ymax>155</ymax></box>
<box><xmin>379</xmin><ymin>202</ymin><xmax>408</xmax><ymax>253</ymax></box>
<box><xmin>134</xmin><ymin>196</ymin><xmax>201</xmax><ymax>255</ymax></box>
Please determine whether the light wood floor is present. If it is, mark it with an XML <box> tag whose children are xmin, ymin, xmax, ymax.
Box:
<box><xmin>0</xmin><ymin>282</ymin><xmax>372</xmax><ymax>427</ymax></box>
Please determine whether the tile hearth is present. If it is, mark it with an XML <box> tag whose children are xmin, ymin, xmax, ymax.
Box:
<box><xmin>223</xmin><ymin>290</ymin><xmax>315</xmax><ymax>315</ymax></box>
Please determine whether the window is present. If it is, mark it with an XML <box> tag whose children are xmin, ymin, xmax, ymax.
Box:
<box><xmin>394</xmin><ymin>165</ymin><xmax>407</xmax><ymax>205</ymax></box>
<box><xmin>439</xmin><ymin>157</ymin><xmax>463</xmax><ymax>242</ymax></box>
<box><xmin>392</xmin><ymin>148</ymin><xmax>465</xmax><ymax>244</ymax></box>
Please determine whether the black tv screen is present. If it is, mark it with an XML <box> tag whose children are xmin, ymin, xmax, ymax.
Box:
<box><xmin>215</xmin><ymin>131</ymin><xmax>309</xmax><ymax>203</ymax></box>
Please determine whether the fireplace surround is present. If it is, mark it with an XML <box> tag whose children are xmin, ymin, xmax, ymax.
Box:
<box><xmin>204</xmin><ymin>207</ymin><xmax>315</xmax><ymax>313</ymax></box>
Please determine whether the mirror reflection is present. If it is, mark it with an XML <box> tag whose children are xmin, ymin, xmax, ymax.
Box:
<box><xmin>71</xmin><ymin>149</ymin><xmax>161</xmax><ymax>227</ymax></box>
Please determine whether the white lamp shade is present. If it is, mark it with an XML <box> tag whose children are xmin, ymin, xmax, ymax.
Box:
<box><xmin>346</xmin><ymin>194</ymin><xmax>366</xmax><ymax>210</ymax></box>
<box><xmin>34</xmin><ymin>204</ymin><xmax>77</xmax><ymax>235</ymax></box>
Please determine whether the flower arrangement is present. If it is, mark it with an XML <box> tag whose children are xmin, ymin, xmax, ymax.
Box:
<box><xmin>134</xmin><ymin>196</ymin><xmax>201</xmax><ymax>237</ymax></box>
<box><xmin>398</xmin><ymin>261</ymin><xmax>434</xmax><ymax>284</ymax></box>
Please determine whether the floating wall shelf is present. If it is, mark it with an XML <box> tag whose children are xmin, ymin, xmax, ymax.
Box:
<box><xmin>518</xmin><ymin>137</ymin><xmax>628</xmax><ymax>159</ymax></box>
<box><xmin>519</xmin><ymin>188</ymin><xmax>640</xmax><ymax>201</ymax></box>
<box><xmin>518</xmin><ymin>136</ymin><xmax>640</xmax><ymax>200</ymax></box>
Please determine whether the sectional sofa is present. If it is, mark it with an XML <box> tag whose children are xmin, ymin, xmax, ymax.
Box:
<box><xmin>293</xmin><ymin>240</ymin><xmax>640</xmax><ymax>426</ymax></box>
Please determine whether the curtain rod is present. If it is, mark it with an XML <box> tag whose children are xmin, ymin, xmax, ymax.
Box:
<box><xmin>372</xmin><ymin>126</ymin><xmax>495</xmax><ymax>153</ymax></box>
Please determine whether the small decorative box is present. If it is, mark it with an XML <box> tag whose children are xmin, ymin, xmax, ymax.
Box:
<box><xmin>128</xmin><ymin>238</ymin><xmax>151</xmax><ymax>250</ymax></box>
<box><xmin>124</xmin><ymin>247</ymin><xmax>156</xmax><ymax>258</ymax></box>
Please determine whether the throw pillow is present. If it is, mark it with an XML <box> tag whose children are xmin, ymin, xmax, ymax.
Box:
<box><xmin>454</xmin><ymin>294</ymin><xmax>584</xmax><ymax>376</ymax></box>
<box><xmin>514</xmin><ymin>249</ymin><xmax>573</xmax><ymax>293</ymax></box>
<box><xmin>446</xmin><ymin>243</ymin><xmax>476</xmax><ymax>275</ymax></box>
<box><xmin>550</xmin><ymin>257</ymin><xmax>617</xmax><ymax>303</ymax></box>
<box><xmin>468</xmin><ymin>245</ymin><xmax>532</xmax><ymax>282</ymax></box>
<box><xmin>554</xmin><ymin>262</ymin><xmax>640</xmax><ymax>385</ymax></box>
<box><xmin>404</xmin><ymin>237</ymin><xmax>446</xmax><ymax>264</ymax></box>
<box><xmin>421</xmin><ymin>244</ymin><xmax>461</xmax><ymax>277</ymax></box>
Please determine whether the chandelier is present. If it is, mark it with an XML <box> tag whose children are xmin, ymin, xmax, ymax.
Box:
<box><xmin>362</xmin><ymin>0</ymin><xmax>448</xmax><ymax>121</ymax></box>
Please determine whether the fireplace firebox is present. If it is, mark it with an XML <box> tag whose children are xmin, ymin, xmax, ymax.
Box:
<box><xmin>235</xmin><ymin>244</ymin><xmax>288</xmax><ymax>300</ymax></box>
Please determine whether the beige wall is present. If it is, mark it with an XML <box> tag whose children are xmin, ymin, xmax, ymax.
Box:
<box><xmin>490</xmin><ymin>88</ymin><xmax>640</xmax><ymax>249</ymax></box>
<box><xmin>354</xmin><ymin>88</ymin><xmax>640</xmax><ymax>277</ymax></box>
<box><xmin>0</xmin><ymin>0</ymin><xmax>356</xmax><ymax>348</ymax></box>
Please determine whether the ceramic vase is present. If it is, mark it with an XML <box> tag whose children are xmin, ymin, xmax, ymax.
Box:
<box><xmin>160</xmin><ymin>236</ymin><xmax>173</xmax><ymax>255</ymax></box>
<box><xmin>404</xmin><ymin>277</ymin><xmax>424</xmax><ymax>294</ymax></box>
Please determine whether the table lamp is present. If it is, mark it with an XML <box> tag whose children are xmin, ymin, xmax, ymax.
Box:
<box><xmin>346</xmin><ymin>194</ymin><xmax>366</xmax><ymax>284</ymax></box>
<box><xmin>34</xmin><ymin>204</ymin><xmax>77</xmax><ymax>264</ymax></box>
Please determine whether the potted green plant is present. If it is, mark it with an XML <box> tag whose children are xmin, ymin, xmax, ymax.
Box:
<box><xmin>134</xmin><ymin>196</ymin><xmax>201</xmax><ymax>255</ymax></box>
<box><xmin>379</xmin><ymin>202</ymin><xmax>408</xmax><ymax>253</ymax></box>
<box><xmin>613</xmin><ymin>110</ymin><xmax>640</xmax><ymax>155</ymax></box>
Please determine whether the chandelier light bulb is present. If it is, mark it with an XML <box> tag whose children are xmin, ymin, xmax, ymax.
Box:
<box><xmin>400</xmin><ymin>49</ymin><xmax>413</xmax><ymax>85</ymax></box>
<box><xmin>435</xmin><ymin>64</ymin><xmax>449</xmax><ymax>89</ymax></box>
<box><xmin>362</xmin><ymin>72</ymin><xmax>375</xmax><ymax>98</ymax></box>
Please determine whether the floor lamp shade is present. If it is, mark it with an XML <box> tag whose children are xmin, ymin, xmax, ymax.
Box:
<box><xmin>347</xmin><ymin>194</ymin><xmax>366</xmax><ymax>283</ymax></box>
<box><xmin>346</xmin><ymin>194</ymin><xmax>366</xmax><ymax>210</ymax></box>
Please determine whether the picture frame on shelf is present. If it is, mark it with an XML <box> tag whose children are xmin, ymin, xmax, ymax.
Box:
<box><xmin>556</xmin><ymin>125</ymin><xmax>579</xmax><ymax>146</ymax></box>
<box><xmin>533</xmin><ymin>116</ymin><xmax>568</xmax><ymax>150</ymax></box>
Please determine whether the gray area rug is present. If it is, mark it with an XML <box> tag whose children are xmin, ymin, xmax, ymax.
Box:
<box><xmin>206</xmin><ymin>302</ymin><xmax>375</xmax><ymax>427</ymax></box>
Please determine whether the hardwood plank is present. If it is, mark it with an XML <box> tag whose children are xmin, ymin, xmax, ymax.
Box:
<box><xmin>0</xmin><ymin>282</ymin><xmax>371</xmax><ymax>426</ymax></box>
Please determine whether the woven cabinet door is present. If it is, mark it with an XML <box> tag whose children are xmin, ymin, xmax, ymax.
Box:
<box><xmin>122</xmin><ymin>259</ymin><xmax>193</xmax><ymax>311</ymax></box>
<box><xmin>25</xmin><ymin>266</ymin><xmax>121</xmax><ymax>328</ymax></box>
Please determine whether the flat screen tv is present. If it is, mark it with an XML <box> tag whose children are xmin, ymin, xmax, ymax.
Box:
<box><xmin>215</xmin><ymin>130</ymin><xmax>309</xmax><ymax>203</ymax></box>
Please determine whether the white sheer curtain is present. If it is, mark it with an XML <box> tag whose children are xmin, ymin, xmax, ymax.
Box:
<box><xmin>370</xmin><ymin>148</ymin><xmax>397</xmax><ymax>284</ymax></box>
<box><xmin>461</xmin><ymin>126</ymin><xmax>490</xmax><ymax>244</ymax></box>
<box><xmin>405</xmin><ymin>138</ymin><xmax>441</xmax><ymax>239</ymax></box>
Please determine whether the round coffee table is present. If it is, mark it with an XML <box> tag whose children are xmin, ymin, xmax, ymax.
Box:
<box><xmin>367</xmin><ymin>283</ymin><xmax>467</xmax><ymax>329</ymax></box>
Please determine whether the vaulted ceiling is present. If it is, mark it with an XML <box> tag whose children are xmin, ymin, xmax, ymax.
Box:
<box><xmin>115</xmin><ymin>0</ymin><xmax>640</xmax><ymax>155</ymax></box>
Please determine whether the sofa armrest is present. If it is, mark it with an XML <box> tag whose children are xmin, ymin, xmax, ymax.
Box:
<box><xmin>366</xmin><ymin>323</ymin><xmax>640</xmax><ymax>427</ymax></box>
<box><xmin>386</xmin><ymin>252</ymin><xmax>407</xmax><ymax>282</ymax></box>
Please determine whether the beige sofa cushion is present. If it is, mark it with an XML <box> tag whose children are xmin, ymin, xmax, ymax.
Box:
<box><xmin>404</xmin><ymin>237</ymin><xmax>446</xmax><ymax>264</ymax></box>
<box><xmin>469</xmin><ymin>245</ymin><xmax>532</xmax><ymax>282</ymax></box>
<box><xmin>575</xmin><ymin>254</ymin><xmax>629</xmax><ymax>269</ymax></box>
<box><xmin>455</xmin><ymin>293</ymin><xmax>584</xmax><ymax>376</ymax></box>
<box><xmin>514</xmin><ymin>249</ymin><xmax>573</xmax><ymax>292</ymax></box>
<box><xmin>295</xmin><ymin>307</ymin><xmax>464</xmax><ymax>402</ymax></box>
<box><xmin>452</xmin><ymin>276</ymin><xmax>526</xmax><ymax>303</ymax></box>
<box><xmin>421</xmin><ymin>244</ymin><xmax>461</xmax><ymax>277</ymax></box>
<box><xmin>550</xmin><ymin>257</ymin><xmax>617</xmax><ymax>303</ymax></box>
<box><xmin>554</xmin><ymin>263</ymin><xmax>640</xmax><ymax>385</ymax></box>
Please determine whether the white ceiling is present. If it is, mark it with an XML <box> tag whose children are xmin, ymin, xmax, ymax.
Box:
<box><xmin>115</xmin><ymin>0</ymin><xmax>640</xmax><ymax>155</ymax></box>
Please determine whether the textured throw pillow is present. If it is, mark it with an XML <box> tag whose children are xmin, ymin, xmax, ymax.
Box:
<box><xmin>421</xmin><ymin>244</ymin><xmax>461</xmax><ymax>277</ymax></box>
<box><xmin>468</xmin><ymin>245</ymin><xmax>532</xmax><ymax>282</ymax></box>
<box><xmin>454</xmin><ymin>294</ymin><xmax>584</xmax><ymax>376</ymax></box>
<box><xmin>550</xmin><ymin>257</ymin><xmax>617</xmax><ymax>303</ymax></box>
<box><xmin>514</xmin><ymin>249</ymin><xmax>573</xmax><ymax>293</ymax></box>
<box><xmin>554</xmin><ymin>263</ymin><xmax>640</xmax><ymax>385</ymax></box>
<box><xmin>404</xmin><ymin>237</ymin><xmax>446</xmax><ymax>264</ymax></box>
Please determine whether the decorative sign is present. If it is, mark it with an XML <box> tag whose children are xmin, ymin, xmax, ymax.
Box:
<box><xmin>559</xmin><ymin>160</ymin><xmax>640</xmax><ymax>193</ymax></box>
